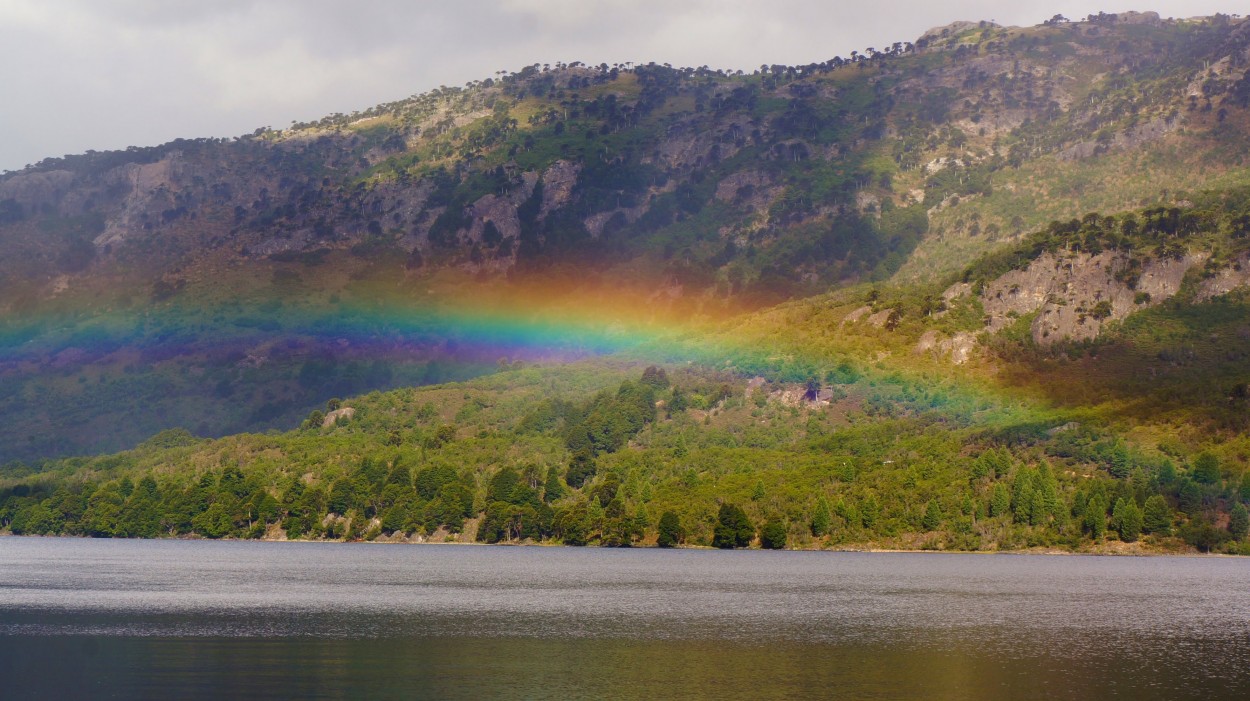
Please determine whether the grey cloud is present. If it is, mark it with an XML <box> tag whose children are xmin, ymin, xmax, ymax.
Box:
<box><xmin>2</xmin><ymin>0</ymin><xmax>1247</xmax><ymax>172</ymax></box>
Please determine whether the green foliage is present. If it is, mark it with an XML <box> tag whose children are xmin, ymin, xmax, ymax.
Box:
<box><xmin>657</xmin><ymin>510</ymin><xmax>684</xmax><ymax>548</ymax></box>
<box><xmin>921</xmin><ymin>501</ymin><xmax>943</xmax><ymax>531</ymax></box>
<box><xmin>1084</xmin><ymin>493</ymin><xmax>1108</xmax><ymax>539</ymax></box>
<box><xmin>713</xmin><ymin>503</ymin><xmax>754</xmax><ymax>549</ymax></box>
<box><xmin>989</xmin><ymin>483</ymin><xmax>1011</xmax><ymax>518</ymax></box>
<box><xmin>1142</xmin><ymin>495</ymin><xmax>1172</xmax><ymax>536</ymax></box>
<box><xmin>1111</xmin><ymin>497</ymin><xmax>1143</xmax><ymax>542</ymax></box>
<box><xmin>1192</xmin><ymin>452</ymin><xmax>1221</xmax><ymax>484</ymax></box>
<box><xmin>1178</xmin><ymin>479</ymin><xmax>1204</xmax><ymax>516</ymax></box>
<box><xmin>759</xmin><ymin>519</ymin><xmax>787</xmax><ymax>549</ymax></box>
<box><xmin>810</xmin><ymin>496</ymin><xmax>832</xmax><ymax>536</ymax></box>
<box><xmin>543</xmin><ymin>467</ymin><xmax>566</xmax><ymax>503</ymax></box>
<box><xmin>0</xmin><ymin>350</ymin><xmax>1241</xmax><ymax>555</ymax></box>
<box><xmin>1181</xmin><ymin>518</ymin><xmax>1228</xmax><ymax>553</ymax></box>
<box><xmin>1230</xmin><ymin>502</ymin><xmax>1249</xmax><ymax>540</ymax></box>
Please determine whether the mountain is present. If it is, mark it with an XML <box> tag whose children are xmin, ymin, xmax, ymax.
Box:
<box><xmin>4</xmin><ymin>12</ymin><xmax>1250</xmax><ymax>553</ymax></box>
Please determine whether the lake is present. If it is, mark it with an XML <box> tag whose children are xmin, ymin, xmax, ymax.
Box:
<box><xmin>1</xmin><ymin>538</ymin><xmax>1249</xmax><ymax>699</ymax></box>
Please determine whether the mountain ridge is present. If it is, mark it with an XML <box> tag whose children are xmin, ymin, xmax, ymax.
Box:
<box><xmin>5</xmin><ymin>11</ymin><xmax>1250</xmax><ymax>554</ymax></box>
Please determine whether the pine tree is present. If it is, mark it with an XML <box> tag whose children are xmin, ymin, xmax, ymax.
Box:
<box><xmin>1011</xmin><ymin>467</ymin><xmax>1036</xmax><ymax>524</ymax></box>
<box><xmin>760</xmin><ymin>519</ymin><xmax>787</xmax><ymax>549</ymax></box>
<box><xmin>1142</xmin><ymin>495</ymin><xmax>1172</xmax><ymax>536</ymax></box>
<box><xmin>1028</xmin><ymin>486</ymin><xmax>1047</xmax><ymax>526</ymax></box>
<box><xmin>1107</xmin><ymin>444</ymin><xmax>1131</xmax><ymax>478</ymax></box>
<box><xmin>1230</xmin><ymin>502</ymin><xmax>1249</xmax><ymax>540</ymax></box>
<box><xmin>1085</xmin><ymin>494</ymin><xmax>1108</xmax><ymax>539</ymax></box>
<box><xmin>922</xmin><ymin>500</ymin><xmax>943</xmax><ymax>531</ymax></box>
<box><xmin>1037</xmin><ymin>463</ymin><xmax>1063</xmax><ymax>519</ymax></box>
<box><xmin>810</xmin><ymin>497</ymin><xmax>832</xmax><ymax>536</ymax></box>
<box><xmin>1117</xmin><ymin>498</ymin><xmax>1143</xmax><ymax>542</ymax></box>
<box><xmin>1178</xmin><ymin>478</ymin><xmax>1203</xmax><ymax>515</ymax></box>
<box><xmin>751</xmin><ymin>481</ymin><xmax>766</xmax><ymax>501</ymax></box>
<box><xmin>990</xmin><ymin>483</ymin><xmax>1011</xmax><ymax>517</ymax></box>
<box><xmin>713</xmin><ymin>503</ymin><xmax>754</xmax><ymax>549</ymax></box>
<box><xmin>543</xmin><ymin>467</ymin><xmax>566</xmax><ymax>503</ymax></box>
<box><xmin>1111</xmin><ymin>497</ymin><xmax>1126</xmax><ymax>534</ymax></box>
<box><xmin>657</xmin><ymin>510</ymin><xmax>684</xmax><ymax>547</ymax></box>
<box><xmin>1192</xmin><ymin>452</ymin><xmax>1220</xmax><ymax>484</ymax></box>
<box><xmin>860</xmin><ymin>492</ymin><xmax>880</xmax><ymax>529</ymax></box>
<box><xmin>834</xmin><ymin>497</ymin><xmax>861</xmax><ymax>529</ymax></box>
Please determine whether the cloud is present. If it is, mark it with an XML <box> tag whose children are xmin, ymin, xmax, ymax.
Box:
<box><xmin>2</xmin><ymin>0</ymin><xmax>1248</xmax><ymax>171</ymax></box>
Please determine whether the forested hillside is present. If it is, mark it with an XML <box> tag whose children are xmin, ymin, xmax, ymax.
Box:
<box><xmin>5</xmin><ymin>12</ymin><xmax>1250</xmax><ymax>553</ymax></box>
<box><xmin>5</xmin><ymin>12</ymin><xmax>1250</xmax><ymax>457</ymax></box>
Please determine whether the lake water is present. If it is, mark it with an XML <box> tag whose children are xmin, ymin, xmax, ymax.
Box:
<box><xmin>2</xmin><ymin>538</ymin><xmax>1249</xmax><ymax>699</ymax></box>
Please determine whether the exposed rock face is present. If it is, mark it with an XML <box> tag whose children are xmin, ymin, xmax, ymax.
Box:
<box><xmin>867</xmin><ymin>309</ymin><xmax>893</xmax><ymax>328</ymax></box>
<box><xmin>942</xmin><ymin>332</ymin><xmax>978</xmax><ymax>364</ymax></box>
<box><xmin>1057</xmin><ymin>117</ymin><xmax>1177</xmax><ymax>161</ymax></box>
<box><xmin>322</xmin><ymin>406</ymin><xmax>356</xmax><ymax>427</ymax></box>
<box><xmin>539</xmin><ymin>160</ymin><xmax>580</xmax><ymax>220</ymax></box>
<box><xmin>942</xmin><ymin>282</ymin><xmax>971</xmax><ymax>303</ymax></box>
<box><xmin>467</xmin><ymin>193</ymin><xmax>523</xmax><ymax>242</ymax></box>
<box><xmin>981</xmin><ymin>250</ymin><xmax>1206</xmax><ymax>344</ymax></box>
<box><xmin>842</xmin><ymin>306</ymin><xmax>872</xmax><ymax>325</ymax></box>
<box><xmin>368</xmin><ymin>178</ymin><xmax>436</xmax><ymax>238</ymax></box>
<box><xmin>95</xmin><ymin>154</ymin><xmax>187</xmax><ymax>247</ymax></box>
<box><xmin>918</xmin><ymin>21</ymin><xmax>987</xmax><ymax>45</ymax></box>
<box><xmin>714</xmin><ymin>171</ymin><xmax>782</xmax><ymax>238</ymax></box>
<box><xmin>715</xmin><ymin>170</ymin><xmax>776</xmax><ymax>209</ymax></box>
<box><xmin>0</xmin><ymin>169</ymin><xmax>75</xmax><ymax>210</ymax></box>
<box><xmin>466</xmin><ymin>173</ymin><xmax>538</xmax><ymax>243</ymax></box>
<box><xmin>914</xmin><ymin>330</ymin><xmax>977</xmax><ymax>364</ymax></box>
<box><xmin>924</xmin><ymin>157</ymin><xmax>964</xmax><ymax>175</ymax></box>
<box><xmin>251</xmin><ymin>229</ymin><xmax>314</xmax><ymax>257</ymax></box>
<box><xmin>745</xmin><ymin>376</ymin><xmax>768</xmax><ymax>398</ymax></box>
<box><xmin>1196</xmin><ymin>254</ymin><xmax>1250</xmax><ymax>301</ymax></box>
<box><xmin>646</xmin><ymin>119</ymin><xmax>744</xmax><ymax>171</ymax></box>
<box><xmin>855</xmin><ymin>191</ymin><xmax>880</xmax><ymax>214</ymax></box>
<box><xmin>453</xmin><ymin>172</ymin><xmax>541</xmax><ymax>270</ymax></box>
<box><xmin>1116</xmin><ymin>11</ymin><xmax>1161</xmax><ymax>25</ymax></box>
<box><xmin>583</xmin><ymin>203</ymin><xmax>645</xmax><ymax>238</ymax></box>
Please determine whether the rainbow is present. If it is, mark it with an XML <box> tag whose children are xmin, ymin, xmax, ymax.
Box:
<box><xmin>0</xmin><ymin>275</ymin><xmax>1059</xmax><ymax>464</ymax></box>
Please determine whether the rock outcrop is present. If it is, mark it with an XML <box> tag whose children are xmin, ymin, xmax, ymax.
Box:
<box><xmin>915</xmin><ymin>330</ymin><xmax>978</xmax><ymax>364</ymax></box>
<box><xmin>1196</xmin><ymin>255</ymin><xmax>1250</xmax><ymax>301</ymax></box>
<box><xmin>322</xmin><ymin>407</ymin><xmax>356</xmax><ymax>427</ymax></box>
<box><xmin>981</xmin><ymin>250</ymin><xmax>1206</xmax><ymax>344</ymax></box>
<box><xmin>538</xmin><ymin>160</ymin><xmax>580</xmax><ymax>220</ymax></box>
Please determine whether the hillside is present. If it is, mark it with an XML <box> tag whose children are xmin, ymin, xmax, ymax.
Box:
<box><xmin>5</xmin><ymin>12</ymin><xmax>1250</xmax><ymax>553</ymax></box>
<box><xmin>6</xmin><ymin>12</ymin><xmax>1250</xmax><ymax>458</ymax></box>
<box><xmin>2</xmin><ymin>302</ymin><xmax>1247</xmax><ymax>553</ymax></box>
<box><xmin>8</xmin><ymin>185</ymin><xmax>1250</xmax><ymax>552</ymax></box>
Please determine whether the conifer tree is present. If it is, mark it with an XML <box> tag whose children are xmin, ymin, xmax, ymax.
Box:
<box><xmin>990</xmin><ymin>483</ymin><xmax>1011</xmax><ymax>517</ymax></box>
<box><xmin>1143</xmin><ymin>495</ymin><xmax>1172</xmax><ymax>536</ymax></box>
<box><xmin>760</xmin><ymin>519</ymin><xmax>787</xmax><ymax>549</ymax></box>
<box><xmin>1193</xmin><ymin>453</ymin><xmax>1221</xmax><ymax>485</ymax></box>
<box><xmin>1113</xmin><ymin>497</ymin><xmax>1142</xmax><ymax>542</ymax></box>
<box><xmin>811</xmin><ymin>496</ymin><xmax>832</xmax><ymax>536</ymax></box>
<box><xmin>922</xmin><ymin>500</ymin><xmax>943</xmax><ymax>531</ymax></box>
<box><xmin>657</xmin><ymin>510</ymin><xmax>684</xmax><ymax>548</ymax></box>
<box><xmin>1230</xmin><ymin>502</ymin><xmax>1249</xmax><ymax>540</ymax></box>
<box><xmin>713</xmin><ymin>503</ymin><xmax>754</xmax><ymax>548</ymax></box>
<box><xmin>1085</xmin><ymin>494</ymin><xmax>1108</xmax><ymax>539</ymax></box>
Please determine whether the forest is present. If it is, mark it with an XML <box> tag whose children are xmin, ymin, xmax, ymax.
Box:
<box><xmin>3</xmin><ymin>357</ymin><xmax>1248</xmax><ymax>554</ymax></box>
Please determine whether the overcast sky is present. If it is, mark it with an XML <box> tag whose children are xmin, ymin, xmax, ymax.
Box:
<box><xmin>1</xmin><ymin>0</ymin><xmax>1246</xmax><ymax>172</ymax></box>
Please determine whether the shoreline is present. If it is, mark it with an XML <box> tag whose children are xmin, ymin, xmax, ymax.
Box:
<box><xmin>0</xmin><ymin>532</ymin><xmax>1228</xmax><ymax>556</ymax></box>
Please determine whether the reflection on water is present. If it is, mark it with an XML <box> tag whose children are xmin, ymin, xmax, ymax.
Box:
<box><xmin>1</xmin><ymin>538</ymin><xmax>1249</xmax><ymax>699</ymax></box>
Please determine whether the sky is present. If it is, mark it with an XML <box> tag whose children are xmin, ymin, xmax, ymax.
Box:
<box><xmin>1</xmin><ymin>0</ymin><xmax>1246</xmax><ymax>173</ymax></box>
